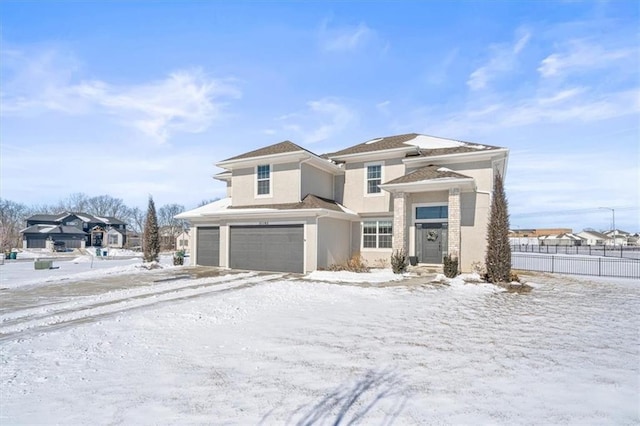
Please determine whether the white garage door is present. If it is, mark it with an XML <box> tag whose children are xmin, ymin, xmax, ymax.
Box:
<box><xmin>196</xmin><ymin>227</ymin><xmax>220</xmax><ymax>266</ymax></box>
<box><xmin>229</xmin><ymin>225</ymin><xmax>304</xmax><ymax>273</ymax></box>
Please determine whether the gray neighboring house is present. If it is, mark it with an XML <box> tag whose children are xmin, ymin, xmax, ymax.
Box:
<box><xmin>21</xmin><ymin>212</ymin><xmax>127</xmax><ymax>249</ymax></box>
<box><xmin>178</xmin><ymin>133</ymin><xmax>509</xmax><ymax>273</ymax></box>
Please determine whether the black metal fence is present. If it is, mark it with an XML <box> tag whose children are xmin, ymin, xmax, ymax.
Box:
<box><xmin>511</xmin><ymin>244</ymin><xmax>640</xmax><ymax>260</ymax></box>
<box><xmin>511</xmin><ymin>253</ymin><xmax>640</xmax><ymax>279</ymax></box>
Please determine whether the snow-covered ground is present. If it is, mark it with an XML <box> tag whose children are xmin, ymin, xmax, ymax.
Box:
<box><xmin>0</xmin><ymin>261</ymin><xmax>638</xmax><ymax>424</ymax></box>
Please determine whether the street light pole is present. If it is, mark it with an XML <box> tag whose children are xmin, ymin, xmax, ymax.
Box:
<box><xmin>599</xmin><ymin>207</ymin><xmax>615</xmax><ymax>238</ymax></box>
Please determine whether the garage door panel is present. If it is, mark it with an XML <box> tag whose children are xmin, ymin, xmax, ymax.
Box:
<box><xmin>230</xmin><ymin>225</ymin><xmax>303</xmax><ymax>273</ymax></box>
<box><xmin>196</xmin><ymin>227</ymin><xmax>220</xmax><ymax>266</ymax></box>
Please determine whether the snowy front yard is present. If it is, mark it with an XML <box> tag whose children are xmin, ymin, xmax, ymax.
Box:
<box><xmin>1</xmin><ymin>260</ymin><xmax>638</xmax><ymax>424</ymax></box>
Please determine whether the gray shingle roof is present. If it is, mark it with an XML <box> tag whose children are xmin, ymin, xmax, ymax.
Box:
<box><xmin>228</xmin><ymin>194</ymin><xmax>344</xmax><ymax>212</ymax></box>
<box><xmin>21</xmin><ymin>225</ymin><xmax>87</xmax><ymax>235</ymax></box>
<box><xmin>325</xmin><ymin>133</ymin><xmax>501</xmax><ymax>158</ymax></box>
<box><xmin>26</xmin><ymin>212</ymin><xmax>126</xmax><ymax>226</ymax></box>
<box><xmin>325</xmin><ymin>133</ymin><xmax>419</xmax><ymax>157</ymax></box>
<box><xmin>221</xmin><ymin>141</ymin><xmax>311</xmax><ymax>162</ymax></box>
<box><xmin>383</xmin><ymin>165</ymin><xmax>472</xmax><ymax>185</ymax></box>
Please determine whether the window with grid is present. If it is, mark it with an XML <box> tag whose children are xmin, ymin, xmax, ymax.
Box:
<box><xmin>362</xmin><ymin>220</ymin><xmax>393</xmax><ymax>248</ymax></box>
<box><xmin>108</xmin><ymin>234</ymin><xmax>118</xmax><ymax>245</ymax></box>
<box><xmin>257</xmin><ymin>164</ymin><xmax>271</xmax><ymax>195</ymax></box>
<box><xmin>366</xmin><ymin>164</ymin><xmax>382</xmax><ymax>194</ymax></box>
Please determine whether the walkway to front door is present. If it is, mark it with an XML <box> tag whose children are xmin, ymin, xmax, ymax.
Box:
<box><xmin>416</xmin><ymin>222</ymin><xmax>448</xmax><ymax>264</ymax></box>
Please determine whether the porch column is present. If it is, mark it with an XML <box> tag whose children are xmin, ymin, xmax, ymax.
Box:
<box><xmin>448</xmin><ymin>188</ymin><xmax>461</xmax><ymax>258</ymax></box>
<box><xmin>392</xmin><ymin>192</ymin><xmax>408</xmax><ymax>253</ymax></box>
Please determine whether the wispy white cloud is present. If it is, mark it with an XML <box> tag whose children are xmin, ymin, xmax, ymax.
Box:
<box><xmin>0</xmin><ymin>46</ymin><xmax>240</xmax><ymax>143</ymax></box>
<box><xmin>425</xmin><ymin>87</ymin><xmax>638</xmax><ymax>136</ymax></box>
<box><xmin>467</xmin><ymin>28</ymin><xmax>531</xmax><ymax>90</ymax></box>
<box><xmin>277</xmin><ymin>98</ymin><xmax>356</xmax><ymax>144</ymax></box>
<box><xmin>538</xmin><ymin>39</ymin><xmax>637</xmax><ymax>78</ymax></box>
<box><xmin>318</xmin><ymin>20</ymin><xmax>373</xmax><ymax>52</ymax></box>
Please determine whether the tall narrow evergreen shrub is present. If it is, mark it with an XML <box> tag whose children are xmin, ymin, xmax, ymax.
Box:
<box><xmin>485</xmin><ymin>172</ymin><xmax>512</xmax><ymax>283</ymax></box>
<box><xmin>143</xmin><ymin>196</ymin><xmax>160</xmax><ymax>263</ymax></box>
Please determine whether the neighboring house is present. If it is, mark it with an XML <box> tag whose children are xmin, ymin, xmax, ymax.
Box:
<box><xmin>177</xmin><ymin>133</ymin><xmax>509</xmax><ymax>273</ymax></box>
<box><xmin>539</xmin><ymin>233</ymin><xmax>584</xmax><ymax>246</ymax></box>
<box><xmin>576</xmin><ymin>230</ymin><xmax>611</xmax><ymax>246</ymax></box>
<box><xmin>20</xmin><ymin>225</ymin><xmax>88</xmax><ymax>250</ymax></box>
<box><xmin>604</xmin><ymin>229</ymin><xmax>630</xmax><ymax>246</ymax></box>
<box><xmin>22</xmin><ymin>212</ymin><xmax>127</xmax><ymax>249</ymax></box>
<box><xmin>510</xmin><ymin>228</ymin><xmax>572</xmax><ymax>237</ymax></box>
<box><xmin>175</xmin><ymin>230</ymin><xmax>190</xmax><ymax>253</ymax></box>
<box><xmin>106</xmin><ymin>228</ymin><xmax>125</xmax><ymax>248</ymax></box>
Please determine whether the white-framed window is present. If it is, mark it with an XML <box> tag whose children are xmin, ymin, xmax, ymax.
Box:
<box><xmin>362</xmin><ymin>219</ymin><xmax>393</xmax><ymax>249</ymax></box>
<box><xmin>365</xmin><ymin>162</ymin><xmax>383</xmax><ymax>195</ymax></box>
<box><xmin>108</xmin><ymin>234</ymin><xmax>119</xmax><ymax>245</ymax></box>
<box><xmin>256</xmin><ymin>164</ymin><xmax>271</xmax><ymax>197</ymax></box>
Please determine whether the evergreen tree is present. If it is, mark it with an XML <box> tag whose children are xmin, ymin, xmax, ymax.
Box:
<box><xmin>143</xmin><ymin>196</ymin><xmax>160</xmax><ymax>263</ymax></box>
<box><xmin>485</xmin><ymin>171</ymin><xmax>511</xmax><ymax>283</ymax></box>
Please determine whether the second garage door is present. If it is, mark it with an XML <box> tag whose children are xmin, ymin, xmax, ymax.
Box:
<box><xmin>196</xmin><ymin>227</ymin><xmax>220</xmax><ymax>266</ymax></box>
<box><xmin>229</xmin><ymin>225</ymin><xmax>304</xmax><ymax>273</ymax></box>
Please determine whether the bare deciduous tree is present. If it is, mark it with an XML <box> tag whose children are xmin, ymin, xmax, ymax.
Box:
<box><xmin>0</xmin><ymin>199</ymin><xmax>29</xmax><ymax>251</ymax></box>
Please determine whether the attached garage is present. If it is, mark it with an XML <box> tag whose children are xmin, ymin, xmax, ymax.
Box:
<box><xmin>229</xmin><ymin>225</ymin><xmax>304</xmax><ymax>273</ymax></box>
<box><xmin>196</xmin><ymin>227</ymin><xmax>220</xmax><ymax>266</ymax></box>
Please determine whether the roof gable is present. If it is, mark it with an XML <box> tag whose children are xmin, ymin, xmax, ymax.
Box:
<box><xmin>221</xmin><ymin>141</ymin><xmax>310</xmax><ymax>162</ymax></box>
<box><xmin>384</xmin><ymin>165</ymin><xmax>472</xmax><ymax>185</ymax></box>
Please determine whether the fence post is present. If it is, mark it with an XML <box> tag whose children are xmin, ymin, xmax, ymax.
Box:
<box><xmin>598</xmin><ymin>257</ymin><xmax>601</xmax><ymax>277</ymax></box>
<box><xmin>551</xmin><ymin>256</ymin><xmax>555</xmax><ymax>273</ymax></box>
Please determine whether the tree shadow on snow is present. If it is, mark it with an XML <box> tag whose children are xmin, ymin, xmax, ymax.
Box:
<box><xmin>261</xmin><ymin>369</ymin><xmax>410</xmax><ymax>425</ymax></box>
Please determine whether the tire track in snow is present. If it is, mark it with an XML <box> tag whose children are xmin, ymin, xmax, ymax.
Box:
<box><xmin>0</xmin><ymin>272</ymin><xmax>284</xmax><ymax>341</ymax></box>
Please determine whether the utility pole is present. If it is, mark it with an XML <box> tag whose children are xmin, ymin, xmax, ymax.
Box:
<box><xmin>599</xmin><ymin>207</ymin><xmax>615</xmax><ymax>243</ymax></box>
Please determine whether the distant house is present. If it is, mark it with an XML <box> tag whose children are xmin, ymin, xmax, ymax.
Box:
<box><xmin>604</xmin><ymin>229</ymin><xmax>630</xmax><ymax>246</ymax></box>
<box><xmin>576</xmin><ymin>230</ymin><xmax>611</xmax><ymax>246</ymax></box>
<box><xmin>22</xmin><ymin>212</ymin><xmax>127</xmax><ymax>249</ymax></box>
<box><xmin>539</xmin><ymin>233</ymin><xmax>584</xmax><ymax>246</ymax></box>
<box><xmin>20</xmin><ymin>225</ymin><xmax>88</xmax><ymax>250</ymax></box>
<box><xmin>175</xmin><ymin>230</ymin><xmax>190</xmax><ymax>253</ymax></box>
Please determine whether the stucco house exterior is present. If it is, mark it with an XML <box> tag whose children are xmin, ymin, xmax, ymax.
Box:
<box><xmin>177</xmin><ymin>133</ymin><xmax>509</xmax><ymax>273</ymax></box>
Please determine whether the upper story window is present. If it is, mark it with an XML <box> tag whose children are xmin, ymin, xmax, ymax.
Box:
<box><xmin>256</xmin><ymin>164</ymin><xmax>271</xmax><ymax>196</ymax></box>
<box><xmin>366</xmin><ymin>163</ymin><xmax>382</xmax><ymax>194</ymax></box>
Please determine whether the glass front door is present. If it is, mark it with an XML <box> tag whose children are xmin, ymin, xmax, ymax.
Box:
<box><xmin>416</xmin><ymin>222</ymin><xmax>448</xmax><ymax>264</ymax></box>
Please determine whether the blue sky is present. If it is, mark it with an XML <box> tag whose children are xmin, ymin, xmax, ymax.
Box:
<box><xmin>1</xmin><ymin>1</ymin><xmax>638</xmax><ymax>232</ymax></box>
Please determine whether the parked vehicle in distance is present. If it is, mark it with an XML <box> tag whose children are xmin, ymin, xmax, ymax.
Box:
<box><xmin>53</xmin><ymin>241</ymin><xmax>67</xmax><ymax>252</ymax></box>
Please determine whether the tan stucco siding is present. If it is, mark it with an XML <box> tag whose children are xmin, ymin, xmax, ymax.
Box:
<box><xmin>301</xmin><ymin>163</ymin><xmax>334</xmax><ymax>200</ymax></box>
<box><xmin>460</xmin><ymin>191</ymin><xmax>491</xmax><ymax>272</ymax></box>
<box><xmin>317</xmin><ymin>217</ymin><xmax>351</xmax><ymax>269</ymax></box>
<box><xmin>442</xmin><ymin>160</ymin><xmax>494</xmax><ymax>192</ymax></box>
<box><xmin>226</xmin><ymin>181</ymin><xmax>232</xmax><ymax>198</ymax></box>
<box><xmin>341</xmin><ymin>158</ymin><xmax>404</xmax><ymax>213</ymax></box>
<box><xmin>231</xmin><ymin>163</ymin><xmax>301</xmax><ymax>206</ymax></box>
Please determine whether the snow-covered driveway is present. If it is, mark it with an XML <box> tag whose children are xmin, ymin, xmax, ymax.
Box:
<box><xmin>1</xmin><ymin>268</ymin><xmax>638</xmax><ymax>424</ymax></box>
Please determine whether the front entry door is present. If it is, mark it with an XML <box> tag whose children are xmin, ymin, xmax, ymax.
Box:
<box><xmin>416</xmin><ymin>223</ymin><xmax>448</xmax><ymax>264</ymax></box>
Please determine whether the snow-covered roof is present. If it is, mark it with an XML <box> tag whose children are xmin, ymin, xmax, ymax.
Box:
<box><xmin>176</xmin><ymin>195</ymin><xmax>358</xmax><ymax>219</ymax></box>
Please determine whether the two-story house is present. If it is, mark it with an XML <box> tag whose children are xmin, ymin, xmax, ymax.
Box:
<box><xmin>21</xmin><ymin>212</ymin><xmax>127</xmax><ymax>249</ymax></box>
<box><xmin>177</xmin><ymin>133</ymin><xmax>509</xmax><ymax>273</ymax></box>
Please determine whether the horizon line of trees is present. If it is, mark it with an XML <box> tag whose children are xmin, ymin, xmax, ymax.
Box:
<box><xmin>0</xmin><ymin>193</ymin><xmax>218</xmax><ymax>251</ymax></box>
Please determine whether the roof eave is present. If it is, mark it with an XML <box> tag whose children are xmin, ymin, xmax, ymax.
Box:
<box><xmin>328</xmin><ymin>146</ymin><xmax>417</xmax><ymax>162</ymax></box>
<box><xmin>380</xmin><ymin>178</ymin><xmax>476</xmax><ymax>193</ymax></box>
<box><xmin>216</xmin><ymin>150</ymin><xmax>309</xmax><ymax>170</ymax></box>
<box><xmin>402</xmin><ymin>148</ymin><xmax>509</xmax><ymax>165</ymax></box>
<box><xmin>181</xmin><ymin>207</ymin><xmax>359</xmax><ymax>222</ymax></box>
